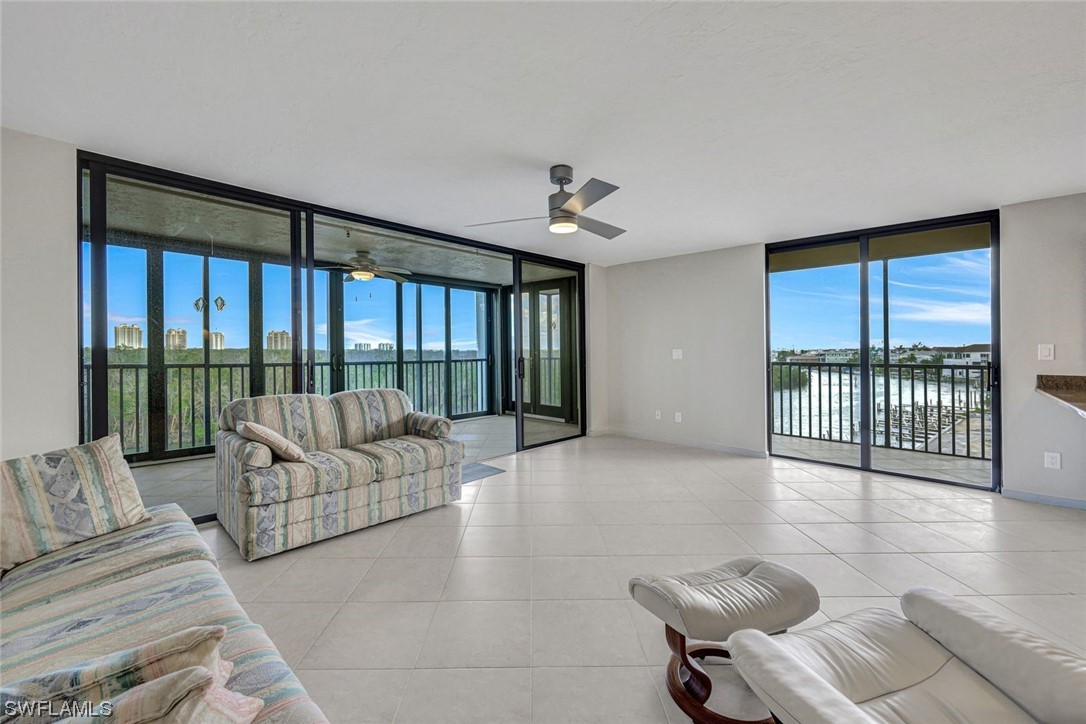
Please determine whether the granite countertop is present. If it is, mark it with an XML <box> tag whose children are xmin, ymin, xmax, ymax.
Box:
<box><xmin>1036</xmin><ymin>375</ymin><xmax>1086</xmax><ymax>419</ymax></box>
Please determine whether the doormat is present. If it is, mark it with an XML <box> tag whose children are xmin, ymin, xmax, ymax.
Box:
<box><xmin>462</xmin><ymin>463</ymin><xmax>505</xmax><ymax>483</ymax></box>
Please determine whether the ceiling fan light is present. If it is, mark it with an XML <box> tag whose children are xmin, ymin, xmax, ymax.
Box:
<box><xmin>549</xmin><ymin>216</ymin><xmax>578</xmax><ymax>234</ymax></box>
<box><xmin>350</xmin><ymin>270</ymin><xmax>375</xmax><ymax>281</ymax></box>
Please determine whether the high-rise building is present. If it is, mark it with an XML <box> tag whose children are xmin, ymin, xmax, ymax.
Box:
<box><xmin>377</xmin><ymin>342</ymin><xmax>394</xmax><ymax>351</ymax></box>
<box><xmin>165</xmin><ymin>328</ymin><xmax>187</xmax><ymax>350</ymax></box>
<box><xmin>114</xmin><ymin>323</ymin><xmax>143</xmax><ymax>349</ymax></box>
<box><xmin>209</xmin><ymin>331</ymin><xmax>225</xmax><ymax>350</ymax></box>
<box><xmin>266</xmin><ymin>330</ymin><xmax>291</xmax><ymax>350</ymax></box>
<box><xmin>354</xmin><ymin>342</ymin><xmax>372</xmax><ymax>352</ymax></box>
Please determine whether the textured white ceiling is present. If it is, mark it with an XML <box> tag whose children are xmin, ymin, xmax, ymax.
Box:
<box><xmin>4</xmin><ymin>2</ymin><xmax>1084</xmax><ymax>266</ymax></box>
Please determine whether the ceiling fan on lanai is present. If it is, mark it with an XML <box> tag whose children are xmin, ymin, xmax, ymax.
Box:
<box><xmin>340</xmin><ymin>250</ymin><xmax>413</xmax><ymax>284</ymax></box>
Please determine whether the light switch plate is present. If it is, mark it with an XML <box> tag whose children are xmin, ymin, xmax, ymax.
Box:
<box><xmin>1038</xmin><ymin>344</ymin><xmax>1055</xmax><ymax>361</ymax></box>
<box><xmin>672</xmin><ymin>349</ymin><xmax>683</xmax><ymax>360</ymax></box>
<box><xmin>674</xmin><ymin>412</ymin><xmax>682</xmax><ymax>423</ymax></box>
<box><xmin>1044</xmin><ymin>452</ymin><xmax>1061</xmax><ymax>470</ymax></box>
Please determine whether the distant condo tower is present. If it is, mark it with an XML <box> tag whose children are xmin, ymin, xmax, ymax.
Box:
<box><xmin>209</xmin><ymin>331</ymin><xmax>225</xmax><ymax>350</ymax></box>
<box><xmin>354</xmin><ymin>342</ymin><xmax>372</xmax><ymax>351</ymax></box>
<box><xmin>165</xmin><ymin>328</ymin><xmax>187</xmax><ymax>350</ymax></box>
<box><xmin>114</xmin><ymin>323</ymin><xmax>143</xmax><ymax>349</ymax></box>
<box><xmin>266</xmin><ymin>330</ymin><xmax>291</xmax><ymax>351</ymax></box>
<box><xmin>377</xmin><ymin>342</ymin><xmax>394</xmax><ymax>351</ymax></box>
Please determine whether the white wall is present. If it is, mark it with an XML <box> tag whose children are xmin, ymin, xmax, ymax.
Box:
<box><xmin>1000</xmin><ymin>193</ymin><xmax>1086</xmax><ymax>506</ymax></box>
<box><xmin>1</xmin><ymin>128</ymin><xmax>79</xmax><ymax>458</ymax></box>
<box><xmin>585</xmin><ymin>263</ymin><xmax>610</xmax><ymax>435</ymax></box>
<box><xmin>604</xmin><ymin>243</ymin><xmax>767</xmax><ymax>455</ymax></box>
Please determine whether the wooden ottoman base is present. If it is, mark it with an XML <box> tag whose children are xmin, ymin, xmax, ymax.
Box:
<box><xmin>664</xmin><ymin>625</ymin><xmax>774</xmax><ymax>724</ymax></box>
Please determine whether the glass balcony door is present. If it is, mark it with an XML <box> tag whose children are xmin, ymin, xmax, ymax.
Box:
<box><xmin>867</xmin><ymin>225</ymin><xmax>995</xmax><ymax>486</ymax></box>
<box><xmin>768</xmin><ymin>242</ymin><xmax>863</xmax><ymax>468</ymax></box>
<box><xmin>514</xmin><ymin>260</ymin><xmax>582</xmax><ymax>449</ymax></box>
<box><xmin>83</xmin><ymin>170</ymin><xmax>304</xmax><ymax>464</ymax></box>
<box><xmin>766</xmin><ymin>216</ymin><xmax>999</xmax><ymax>490</ymax></box>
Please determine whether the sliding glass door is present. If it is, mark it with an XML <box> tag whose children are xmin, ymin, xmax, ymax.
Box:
<box><xmin>514</xmin><ymin>260</ymin><xmax>583</xmax><ymax>449</ymax></box>
<box><xmin>82</xmin><ymin>169</ymin><xmax>302</xmax><ymax>462</ymax></box>
<box><xmin>767</xmin><ymin>214</ymin><xmax>999</xmax><ymax>489</ymax></box>
<box><xmin>768</xmin><ymin>242</ymin><xmax>863</xmax><ymax>468</ymax></box>
<box><xmin>867</xmin><ymin>225</ymin><xmax>995</xmax><ymax>485</ymax></box>
<box><xmin>81</xmin><ymin>154</ymin><xmax>588</xmax><ymax>490</ymax></box>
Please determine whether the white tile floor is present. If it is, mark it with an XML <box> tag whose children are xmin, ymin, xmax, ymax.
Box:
<box><xmin>194</xmin><ymin>435</ymin><xmax>1085</xmax><ymax>723</ymax></box>
<box><xmin>132</xmin><ymin>457</ymin><xmax>216</xmax><ymax>519</ymax></box>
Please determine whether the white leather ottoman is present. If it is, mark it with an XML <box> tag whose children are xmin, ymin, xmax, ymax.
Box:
<box><xmin>629</xmin><ymin>556</ymin><xmax>820</xmax><ymax>724</ymax></box>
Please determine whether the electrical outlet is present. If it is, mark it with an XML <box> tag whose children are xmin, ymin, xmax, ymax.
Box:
<box><xmin>674</xmin><ymin>412</ymin><xmax>682</xmax><ymax>423</ymax></box>
<box><xmin>654</xmin><ymin>410</ymin><xmax>661</xmax><ymax>420</ymax></box>
<box><xmin>672</xmin><ymin>348</ymin><xmax>683</xmax><ymax>360</ymax></box>
<box><xmin>1038</xmin><ymin>344</ymin><xmax>1055</xmax><ymax>361</ymax></box>
<box><xmin>1044</xmin><ymin>452</ymin><xmax>1062</xmax><ymax>470</ymax></box>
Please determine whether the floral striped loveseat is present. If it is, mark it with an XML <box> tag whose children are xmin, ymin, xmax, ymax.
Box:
<box><xmin>216</xmin><ymin>388</ymin><xmax>463</xmax><ymax>561</ymax></box>
<box><xmin>0</xmin><ymin>504</ymin><xmax>326</xmax><ymax>722</ymax></box>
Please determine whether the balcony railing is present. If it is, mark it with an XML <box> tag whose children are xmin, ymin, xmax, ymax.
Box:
<box><xmin>84</xmin><ymin>357</ymin><xmax>489</xmax><ymax>455</ymax></box>
<box><xmin>771</xmin><ymin>361</ymin><xmax>992</xmax><ymax>460</ymax></box>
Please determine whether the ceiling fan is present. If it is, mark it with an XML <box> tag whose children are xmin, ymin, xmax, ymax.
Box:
<box><xmin>341</xmin><ymin>250</ymin><xmax>412</xmax><ymax>284</ymax></box>
<box><xmin>466</xmin><ymin>165</ymin><xmax>625</xmax><ymax>239</ymax></box>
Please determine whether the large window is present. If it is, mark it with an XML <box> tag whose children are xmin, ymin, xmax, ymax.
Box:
<box><xmin>81</xmin><ymin>153</ymin><xmax>587</xmax><ymax>522</ymax></box>
<box><xmin>766</xmin><ymin>214</ymin><xmax>999</xmax><ymax>489</ymax></box>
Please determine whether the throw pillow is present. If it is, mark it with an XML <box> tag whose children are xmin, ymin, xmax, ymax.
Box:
<box><xmin>235</xmin><ymin>421</ymin><xmax>305</xmax><ymax>462</ymax></box>
<box><xmin>1</xmin><ymin>434</ymin><xmax>149</xmax><ymax>573</ymax></box>
<box><xmin>0</xmin><ymin>627</ymin><xmax>230</xmax><ymax>724</ymax></box>
<box><xmin>58</xmin><ymin>666</ymin><xmax>262</xmax><ymax>724</ymax></box>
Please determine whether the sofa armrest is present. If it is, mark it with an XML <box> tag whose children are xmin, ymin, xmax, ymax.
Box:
<box><xmin>218</xmin><ymin>431</ymin><xmax>273</xmax><ymax>469</ymax></box>
<box><xmin>406</xmin><ymin>411</ymin><xmax>453</xmax><ymax>440</ymax></box>
<box><xmin>727</xmin><ymin>629</ymin><xmax>876</xmax><ymax>724</ymax></box>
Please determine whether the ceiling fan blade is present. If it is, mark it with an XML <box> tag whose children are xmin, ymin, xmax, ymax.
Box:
<box><xmin>343</xmin><ymin>273</ymin><xmax>356</xmax><ymax>283</ymax></box>
<box><xmin>560</xmin><ymin>178</ymin><xmax>618</xmax><ymax>215</ymax></box>
<box><xmin>577</xmin><ymin>215</ymin><xmax>626</xmax><ymax>240</ymax></box>
<box><xmin>374</xmin><ymin>269</ymin><xmax>408</xmax><ymax>284</ymax></box>
<box><xmin>465</xmin><ymin>216</ymin><xmax>548</xmax><ymax>229</ymax></box>
<box><xmin>379</xmin><ymin>267</ymin><xmax>412</xmax><ymax>275</ymax></box>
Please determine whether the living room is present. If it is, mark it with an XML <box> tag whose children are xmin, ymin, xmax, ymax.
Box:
<box><xmin>1</xmin><ymin>3</ymin><xmax>1084</xmax><ymax>723</ymax></box>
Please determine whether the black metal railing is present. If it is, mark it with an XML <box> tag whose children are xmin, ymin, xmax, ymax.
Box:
<box><xmin>450</xmin><ymin>358</ymin><xmax>488</xmax><ymax>416</ymax></box>
<box><xmin>85</xmin><ymin>356</ymin><xmax>490</xmax><ymax>455</ymax></box>
<box><xmin>165</xmin><ymin>363</ymin><xmax>249</xmax><ymax>451</ymax></box>
<box><xmin>771</xmin><ymin>361</ymin><xmax>992</xmax><ymax>460</ymax></box>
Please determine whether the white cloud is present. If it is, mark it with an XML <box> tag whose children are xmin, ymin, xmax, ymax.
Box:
<box><xmin>888</xmin><ymin>280</ymin><xmax>988</xmax><ymax>298</ymax></box>
<box><xmin>892</xmin><ymin>299</ymin><xmax>990</xmax><ymax>324</ymax></box>
<box><xmin>107</xmin><ymin>314</ymin><xmax>146</xmax><ymax>325</ymax></box>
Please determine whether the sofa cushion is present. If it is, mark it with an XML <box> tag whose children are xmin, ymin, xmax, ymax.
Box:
<box><xmin>0</xmin><ymin>560</ymin><xmax>325</xmax><ymax>723</ymax></box>
<box><xmin>0</xmin><ymin>626</ymin><xmax>228</xmax><ymax>721</ymax></box>
<box><xmin>0</xmin><ymin>505</ymin><xmax>215</xmax><ymax>615</ymax></box>
<box><xmin>236</xmin><ymin>422</ymin><xmax>305</xmax><ymax>463</ymax></box>
<box><xmin>351</xmin><ymin>435</ymin><xmax>464</xmax><ymax>480</ymax></box>
<box><xmin>237</xmin><ymin>450</ymin><xmax>378</xmax><ymax>506</ymax></box>
<box><xmin>405</xmin><ymin>411</ymin><xmax>453</xmax><ymax>440</ymax></box>
<box><xmin>79</xmin><ymin>666</ymin><xmax>264</xmax><ymax>724</ymax></box>
<box><xmin>329</xmin><ymin>389</ymin><xmax>412</xmax><ymax>447</ymax></box>
<box><xmin>219</xmin><ymin>395</ymin><xmax>339</xmax><ymax>452</ymax></box>
<box><xmin>1</xmin><ymin>434</ymin><xmax>149</xmax><ymax>573</ymax></box>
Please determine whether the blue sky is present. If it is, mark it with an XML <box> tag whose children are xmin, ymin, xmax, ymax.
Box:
<box><xmin>87</xmin><ymin>244</ymin><xmax>484</xmax><ymax>351</ymax></box>
<box><xmin>769</xmin><ymin>248</ymin><xmax>992</xmax><ymax>350</ymax></box>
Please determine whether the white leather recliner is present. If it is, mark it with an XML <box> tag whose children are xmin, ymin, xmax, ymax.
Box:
<box><xmin>727</xmin><ymin>588</ymin><xmax>1086</xmax><ymax>724</ymax></box>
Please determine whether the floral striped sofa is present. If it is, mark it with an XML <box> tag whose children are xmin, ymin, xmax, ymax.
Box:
<box><xmin>0</xmin><ymin>504</ymin><xmax>326</xmax><ymax>722</ymax></box>
<box><xmin>217</xmin><ymin>388</ymin><xmax>463</xmax><ymax>561</ymax></box>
